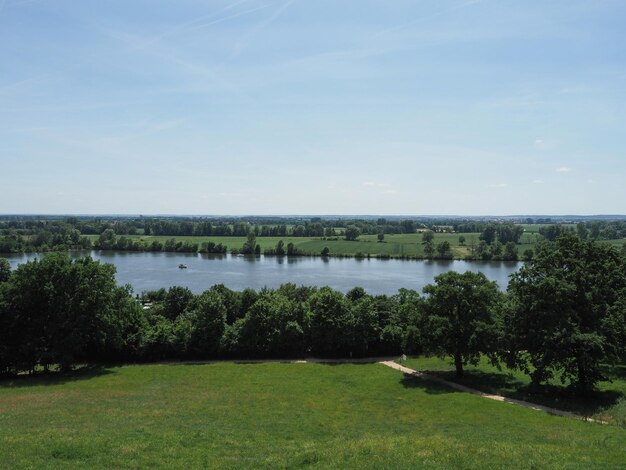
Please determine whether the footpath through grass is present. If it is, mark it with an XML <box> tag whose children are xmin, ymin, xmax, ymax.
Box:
<box><xmin>400</xmin><ymin>356</ymin><xmax>626</xmax><ymax>426</ymax></box>
<box><xmin>1</xmin><ymin>362</ymin><xmax>625</xmax><ymax>469</ymax></box>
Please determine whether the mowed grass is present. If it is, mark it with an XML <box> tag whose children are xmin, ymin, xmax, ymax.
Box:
<box><xmin>1</xmin><ymin>363</ymin><xmax>625</xmax><ymax>469</ymax></box>
<box><xmin>401</xmin><ymin>356</ymin><xmax>626</xmax><ymax>425</ymax></box>
<box><xmin>87</xmin><ymin>232</ymin><xmax>543</xmax><ymax>259</ymax></box>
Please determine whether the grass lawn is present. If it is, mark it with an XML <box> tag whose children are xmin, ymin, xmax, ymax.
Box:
<box><xmin>1</xmin><ymin>362</ymin><xmax>625</xmax><ymax>469</ymax></box>
<box><xmin>400</xmin><ymin>356</ymin><xmax>626</xmax><ymax>426</ymax></box>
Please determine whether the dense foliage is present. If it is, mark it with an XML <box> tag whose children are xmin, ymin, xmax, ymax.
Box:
<box><xmin>1</xmin><ymin>234</ymin><xmax>624</xmax><ymax>395</ymax></box>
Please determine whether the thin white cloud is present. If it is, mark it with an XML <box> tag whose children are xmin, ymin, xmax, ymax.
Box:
<box><xmin>532</xmin><ymin>179</ymin><xmax>545</xmax><ymax>184</ymax></box>
<box><xmin>363</xmin><ymin>181</ymin><xmax>391</xmax><ymax>188</ymax></box>
<box><xmin>374</xmin><ymin>0</ymin><xmax>485</xmax><ymax>37</ymax></box>
<box><xmin>534</xmin><ymin>138</ymin><xmax>560</xmax><ymax>150</ymax></box>
<box><xmin>556</xmin><ymin>167</ymin><xmax>573</xmax><ymax>173</ymax></box>
<box><xmin>488</xmin><ymin>183</ymin><xmax>508</xmax><ymax>188</ymax></box>
<box><xmin>363</xmin><ymin>181</ymin><xmax>397</xmax><ymax>194</ymax></box>
<box><xmin>232</xmin><ymin>0</ymin><xmax>296</xmax><ymax>57</ymax></box>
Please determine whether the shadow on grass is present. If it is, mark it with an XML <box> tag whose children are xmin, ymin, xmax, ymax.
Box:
<box><xmin>0</xmin><ymin>365</ymin><xmax>114</xmax><ymax>389</ymax></box>
<box><xmin>606</xmin><ymin>364</ymin><xmax>626</xmax><ymax>380</ymax></box>
<box><xmin>399</xmin><ymin>374</ymin><xmax>456</xmax><ymax>395</ymax></box>
<box><xmin>163</xmin><ymin>357</ymin><xmax>390</xmax><ymax>367</ymax></box>
<box><xmin>425</xmin><ymin>369</ymin><xmax>624</xmax><ymax>416</ymax></box>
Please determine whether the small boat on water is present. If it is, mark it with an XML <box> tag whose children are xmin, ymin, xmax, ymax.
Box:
<box><xmin>178</xmin><ymin>264</ymin><xmax>188</xmax><ymax>269</ymax></box>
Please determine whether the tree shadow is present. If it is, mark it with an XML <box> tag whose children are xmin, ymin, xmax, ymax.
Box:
<box><xmin>399</xmin><ymin>373</ymin><xmax>456</xmax><ymax>395</ymax></box>
<box><xmin>0</xmin><ymin>365</ymin><xmax>115</xmax><ymax>389</ymax></box>
<box><xmin>510</xmin><ymin>383</ymin><xmax>624</xmax><ymax>416</ymax></box>
<box><xmin>422</xmin><ymin>368</ymin><xmax>625</xmax><ymax>416</ymax></box>
<box><xmin>432</xmin><ymin>369</ymin><xmax>526</xmax><ymax>395</ymax></box>
<box><xmin>605</xmin><ymin>364</ymin><xmax>626</xmax><ymax>380</ymax></box>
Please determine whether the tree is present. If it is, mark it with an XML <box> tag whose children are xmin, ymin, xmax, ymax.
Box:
<box><xmin>320</xmin><ymin>247</ymin><xmax>330</xmax><ymax>257</ymax></box>
<box><xmin>162</xmin><ymin>286</ymin><xmax>194</xmax><ymax>320</ymax></box>
<box><xmin>344</xmin><ymin>225</ymin><xmax>361</xmax><ymax>241</ymax></box>
<box><xmin>275</xmin><ymin>240</ymin><xmax>285</xmax><ymax>256</ymax></box>
<box><xmin>0</xmin><ymin>253</ymin><xmax>137</xmax><ymax>374</ymax></box>
<box><xmin>422</xmin><ymin>231</ymin><xmax>434</xmax><ymax>244</ymax></box>
<box><xmin>436</xmin><ymin>241</ymin><xmax>452</xmax><ymax>259</ymax></box>
<box><xmin>349</xmin><ymin>296</ymin><xmax>380</xmax><ymax>356</ymax></box>
<box><xmin>377</xmin><ymin>233</ymin><xmax>385</xmax><ymax>242</ymax></box>
<box><xmin>186</xmin><ymin>291</ymin><xmax>226</xmax><ymax>356</ymax></box>
<box><xmin>308</xmin><ymin>287</ymin><xmax>351</xmax><ymax>356</ymax></box>
<box><xmin>97</xmin><ymin>229</ymin><xmax>117</xmax><ymax>250</ymax></box>
<box><xmin>0</xmin><ymin>258</ymin><xmax>10</xmax><ymax>283</ymax></box>
<box><xmin>420</xmin><ymin>271</ymin><xmax>503</xmax><ymax>377</ymax></box>
<box><xmin>241</xmin><ymin>232</ymin><xmax>257</xmax><ymax>255</ymax></box>
<box><xmin>458</xmin><ymin>235</ymin><xmax>466</xmax><ymax>246</ymax></box>
<box><xmin>503</xmin><ymin>242</ymin><xmax>518</xmax><ymax>261</ymax></box>
<box><xmin>423</xmin><ymin>242</ymin><xmax>434</xmax><ymax>258</ymax></box>
<box><xmin>479</xmin><ymin>225</ymin><xmax>497</xmax><ymax>244</ymax></box>
<box><xmin>505</xmin><ymin>233</ymin><xmax>626</xmax><ymax>393</ymax></box>
<box><xmin>522</xmin><ymin>249</ymin><xmax>534</xmax><ymax>261</ymax></box>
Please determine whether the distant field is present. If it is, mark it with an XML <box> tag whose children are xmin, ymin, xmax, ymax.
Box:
<box><xmin>86</xmin><ymin>232</ymin><xmax>544</xmax><ymax>259</ymax></box>
<box><xmin>84</xmin><ymin>231</ymin><xmax>624</xmax><ymax>259</ymax></box>
<box><xmin>1</xmin><ymin>362</ymin><xmax>624</xmax><ymax>468</ymax></box>
<box><xmin>400</xmin><ymin>356</ymin><xmax>626</xmax><ymax>425</ymax></box>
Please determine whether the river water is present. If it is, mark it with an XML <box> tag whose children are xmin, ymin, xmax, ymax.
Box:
<box><xmin>2</xmin><ymin>251</ymin><xmax>522</xmax><ymax>295</ymax></box>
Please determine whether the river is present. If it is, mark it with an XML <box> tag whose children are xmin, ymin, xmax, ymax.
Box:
<box><xmin>2</xmin><ymin>251</ymin><xmax>523</xmax><ymax>295</ymax></box>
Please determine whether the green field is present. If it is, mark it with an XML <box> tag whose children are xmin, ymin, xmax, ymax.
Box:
<box><xmin>400</xmin><ymin>356</ymin><xmax>626</xmax><ymax>425</ymax></box>
<box><xmin>87</xmin><ymin>232</ymin><xmax>545</xmax><ymax>259</ymax></box>
<box><xmin>1</xmin><ymin>362</ymin><xmax>624</xmax><ymax>469</ymax></box>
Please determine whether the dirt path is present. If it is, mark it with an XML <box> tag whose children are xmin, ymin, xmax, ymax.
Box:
<box><xmin>379</xmin><ymin>360</ymin><xmax>605</xmax><ymax>424</ymax></box>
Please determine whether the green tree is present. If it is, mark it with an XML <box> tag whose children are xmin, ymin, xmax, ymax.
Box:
<box><xmin>0</xmin><ymin>254</ymin><xmax>135</xmax><ymax>373</ymax></box>
<box><xmin>308</xmin><ymin>287</ymin><xmax>351</xmax><ymax>356</ymax></box>
<box><xmin>162</xmin><ymin>286</ymin><xmax>194</xmax><ymax>320</ymax></box>
<box><xmin>503</xmin><ymin>241</ymin><xmax>518</xmax><ymax>261</ymax></box>
<box><xmin>344</xmin><ymin>225</ymin><xmax>361</xmax><ymax>241</ymax></box>
<box><xmin>423</xmin><ymin>242</ymin><xmax>434</xmax><ymax>258</ymax></box>
<box><xmin>421</xmin><ymin>271</ymin><xmax>503</xmax><ymax>377</ymax></box>
<box><xmin>377</xmin><ymin>233</ymin><xmax>385</xmax><ymax>242</ymax></box>
<box><xmin>422</xmin><ymin>231</ymin><xmax>434</xmax><ymax>244</ymax></box>
<box><xmin>506</xmin><ymin>233</ymin><xmax>626</xmax><ymax>393</ymax></box>
<box><xmin>436</xmin><ymin>241</ymin><xmax>452</xmax><ymax>259</ymax></box>
<box><xmin>458</xmin><ymin>235</ymin><xmax>466</xmax><ymax>246</ymax></box>
<box><xmin>479</xmin><ymin>225</ymin><xmax>497</xmax><ymax>244</ymax></box>
<box><xmin>186</xmin><ymin>291</ymin><xmax>226</xmax><ymax>356</ymax></box>
<box><xmin>97</xmin><ymin>228</ymin><xmax>117</xmax><ymax>250</ymax></box>
<box><xmin>349</xmin><ymin>296</ymin><xmax>380</xmax><ymax>356</ymax></box>
<box><xmin>241</xmin><ymin>232</ymin><xmax>257</xmax><ymax>255</ymax></box>
<box><xmin>0</xmin><ymin>258</ymin><xmax>10</xmax><ymax>283</ymax></box>
<box><xmin>275</xmin><ymin>240</ymin><xmax>285</xmax><ymax>256</ymax></box>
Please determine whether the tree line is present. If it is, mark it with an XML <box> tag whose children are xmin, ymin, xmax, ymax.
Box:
<box><xmin>1</xmin><ymin>232</ymin><xmax>624</xmax><ymax>394</ymax></box>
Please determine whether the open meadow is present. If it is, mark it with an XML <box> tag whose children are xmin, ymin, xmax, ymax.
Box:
<box><xmin>86</xmin><ymin>232</ymin><xmax>546</xmax><ymax>259</ymax></box>
<box><xmin>1</xmin><ymin>362</ymin><xmax>625</xmax><ymax>469</ymax></box>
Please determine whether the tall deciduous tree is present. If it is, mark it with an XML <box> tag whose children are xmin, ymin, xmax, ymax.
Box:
<box><xmin>344</xmin><ymin>225</ymin><xmax>361</xmax><ymax>241</ymax></box>
<box><xmin>421</xmin><ymin>271</ymin><xmax>503</xmax><ymax>377</ymax></box>
<box><xmin>506</xmin><ymin>233</ymin><xmax>626</xmax><ymax>393</ymax></box>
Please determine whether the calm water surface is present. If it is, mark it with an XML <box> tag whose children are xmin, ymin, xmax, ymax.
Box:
<box><xmin>2</xmin><ymin>251</ymin><xmax>522</xmax><ymax>295</ymax></box>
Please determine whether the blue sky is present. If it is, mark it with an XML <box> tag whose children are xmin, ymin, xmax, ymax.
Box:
<box><xmin>1</xmin><ymin>0</ymin><xmax>625</xmax><ymax>215</ymax></box>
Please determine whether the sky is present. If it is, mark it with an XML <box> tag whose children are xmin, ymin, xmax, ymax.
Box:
<box><xmin>1</xmin><ymin>0</ymin><xmax>625</xmax><ymax>215</ymax></box>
